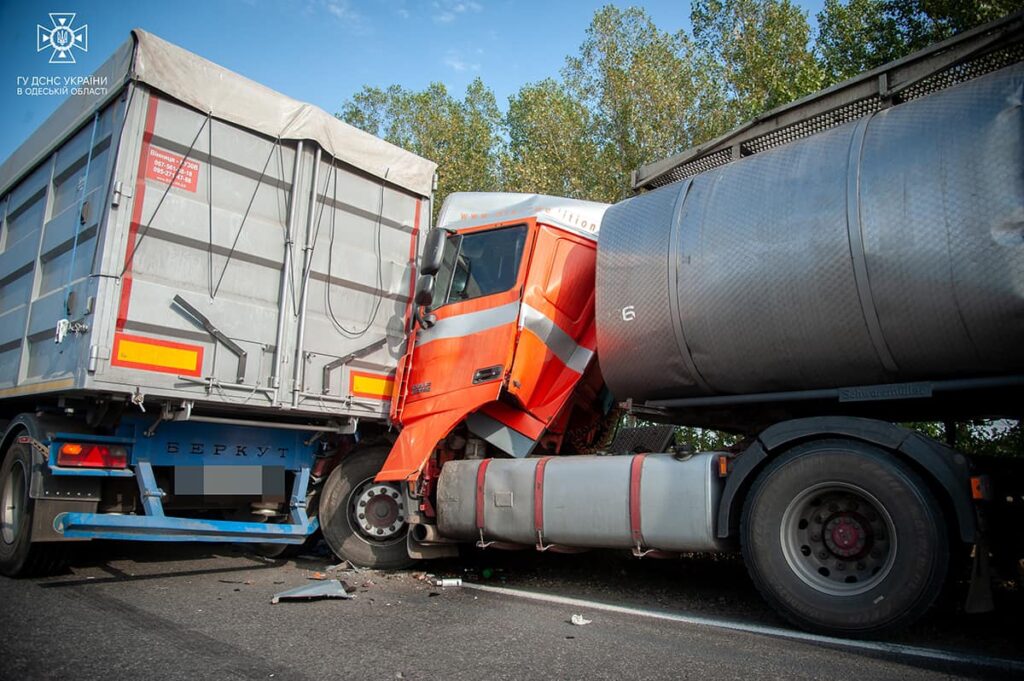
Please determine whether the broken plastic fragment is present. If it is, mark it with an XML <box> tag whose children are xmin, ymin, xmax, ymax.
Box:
<box><xmin>271</xmin><ymin>579</ymin><xmax>353</xmax><ymax>604</ymax></box>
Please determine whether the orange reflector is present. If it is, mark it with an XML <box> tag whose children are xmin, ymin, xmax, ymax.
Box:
<box><xmin>717</xmin><ymin>455</ymin><xmax>729</xmax><ymax>477</ymax></box>
<box><xmin>350</xmin><ymin>371</ymin><xmax>396</xmax><ymax>400</ymax></box>
<box><xmin>970</xmin><ymin>476</ymin><xmax>987</xmax><ymax>500</ymax></box>
<box><xmin>111</xmin><ymin>333</ymin><xmax>204</xmax><ymax>377</ymax></box>
<box><xmin>60</xmin><ymin>442</ymin><xmax>83</xmax><ymax>456</ymax></box>
<box><xmin>58</xmin><ymin>443</ymin><xmax>128</xmax><ymax>469</ymax></box>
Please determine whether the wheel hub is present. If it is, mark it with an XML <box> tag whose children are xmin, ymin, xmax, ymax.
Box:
<box><xmin>780</xmin><ymin>482</ymin><xmax>896</xmax><ymax>596</ymax></box>
<box><xmin>824</xmin><ymin>514</ymin><xmax>868</xmax><ymax>558</ymax></box>
<box><xmin>352</xmin><ymin>482</ymin><xmax>406</xmax><ymax>540</ymax></box>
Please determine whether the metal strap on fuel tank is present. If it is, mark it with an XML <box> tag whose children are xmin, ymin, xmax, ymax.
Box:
<box><xmin>629</xmin><ymin>454</ymin><xmax>650</xmax><ymax>557</ymax></box>
<box><xmin>475</xmin><ymin>458</ymin><xmax>493</xmax><ymax>548</ymax></box>
<box><xmin>533</xmin><ymin>456</ymin><xmax>553</xmax><ymax>551</ymax></box>
<box><xmin>846</xmin><ymin>113</ymin><xmax>899</xmax><ymax>374</ymax></box>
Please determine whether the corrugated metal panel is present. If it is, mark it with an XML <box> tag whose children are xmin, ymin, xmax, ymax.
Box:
<box><xmin>0</xmin><ymin>82</ymin><xmax>427</xmax><ymax>423</ymax></box>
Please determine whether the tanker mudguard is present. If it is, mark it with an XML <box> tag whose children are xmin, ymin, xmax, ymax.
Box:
<box><xmin>716</xmin><ymin>417</ymin><xmax>977</xmax><ymax>543</ymax></box>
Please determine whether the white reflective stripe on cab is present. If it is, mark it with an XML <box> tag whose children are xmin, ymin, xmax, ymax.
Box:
<box><xmin>414</xmin><ymin>300</ymin><xmax>594</xmax><ymax>375</ymax></box>
<box><xmin>519</xmin><ymin>303</ymin><xmax>593</xmax><ymax>374</ymax></box>
<box><xmin>415</xmin><ymin>301</ymin><xmax>521</xmax><ymax>347</ymax></box>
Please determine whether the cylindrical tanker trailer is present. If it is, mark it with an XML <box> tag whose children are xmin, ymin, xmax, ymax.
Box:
<box><xmin>371</xmin><ymin>15</ymin><xmax>1024</xmax><ymax>641</ymax></box>
<box><xmin>596</xmin><ymin>60</ymin><xmax>1023</xmax><ymax>406</ymax></box>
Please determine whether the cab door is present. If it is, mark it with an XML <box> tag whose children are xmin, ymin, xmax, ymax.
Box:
<box><xmin>398</xmin><ymin>220</ymin><xmax>535</xmax><ymax>422</ymax></box>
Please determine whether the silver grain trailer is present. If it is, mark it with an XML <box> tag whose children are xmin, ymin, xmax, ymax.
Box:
<box><xmin>0</xmin><ymin>30</ymin><xmax>435</xmax><ymax>575</ymax></box>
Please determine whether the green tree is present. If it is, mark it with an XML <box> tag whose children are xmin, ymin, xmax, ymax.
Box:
<box><xmin>339</xmin><ymin>78</ymin><xmax>503</xmax><ymax>217</ymax></box>
<box><xmin>691</xmin><ymin>0</ymin><xmax>823</xmax><ymax>127</ymax></box>
<box><xmin>817</xmin><ymin>0</ymin><xmax>1024</xmax><ymax>83</ymax></box>
<box><xmin>503</xmin><ymin>79</ymin><xmax>600</xmax><ymax>200</ymax></box>
<box><xmin>562</xmin><ymin>5</ymin><xmax>729</xmax><ymax>202</ymax></box>
<box><xmin>905</xmin><ymin>420</ymin><xmax>1024</xmax><ymax>458</ymax></box>
<box><xmin>674</xmin><ymin>427</ymin><xmax>743</xmax><ymax>452</ymax></box>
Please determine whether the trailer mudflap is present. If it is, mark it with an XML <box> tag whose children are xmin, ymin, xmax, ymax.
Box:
<box><xmin>32</xmin><ymin>499</ymin><xmax>98</xmax><ymax>542</ymax></box>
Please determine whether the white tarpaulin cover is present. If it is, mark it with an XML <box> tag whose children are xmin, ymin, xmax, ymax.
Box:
<box><xmin>0</xmin><ymin>30</ymin><xmax>436</xmax><ymax>198</ymax></box>
<box><xmin>437</xmin><ymin>192</ymin><xmax>609</xmax><ymax>241</ymax></box>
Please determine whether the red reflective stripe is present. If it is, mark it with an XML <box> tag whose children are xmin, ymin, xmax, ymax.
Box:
<box><xmin>118</xmin><ymin>95</ymin><xmax>159</xmax><ymax>332</ymax></box>
<box><xmin>403</xmin><ymin>200</ymin><xmax>422</xmax><ymax>332</ymax></box>
<box><xmin>533</xmin><ymin>456</ymin><xmax>552</xmax><ymax>537</ymax></box>
<box><xmin>629</xmin><ymin>454</ymin><xmax>646</xmax><ymax>548</ymax></box>
<box><xmin>475</xmin><ymin>458</ymin><xmax>492</xmax><ymax>531</ymax></box>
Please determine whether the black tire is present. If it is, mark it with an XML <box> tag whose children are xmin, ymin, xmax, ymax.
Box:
<box><xmin>0</xmin><ymin>441</ymin><xmax>68</xmax><ymax>577</ymax></box>
<box><xmin>319</xmin><ymin>446</ymin><xmax>414</xmax><ymax>569</ymax></box>
<box><xmin>741</xmin><ymin>439</ymin><xmax>948</xmax><ymax>637</ymax></box>
<box><xmin>256</xmin><ymin>534</ymin><xmax>314</xmax><ymax>560</ymax></box>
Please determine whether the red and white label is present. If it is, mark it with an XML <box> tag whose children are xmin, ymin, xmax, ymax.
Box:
<box><xmin>146</xmin><ymin>146</ymin><xmax>200</xmax><ymax>192</ymax></box>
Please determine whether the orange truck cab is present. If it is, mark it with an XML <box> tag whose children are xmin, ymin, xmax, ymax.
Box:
<box><xmin>378</xmin><ymin>193</ymin><xmax>613</xmax><ymax>484</ymax></box>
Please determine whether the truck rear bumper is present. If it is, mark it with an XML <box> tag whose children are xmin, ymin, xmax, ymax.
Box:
<box><xmin>54</xmin><ymin>512</ymin><xmax>317</xmax><ymax>544</ymax></box>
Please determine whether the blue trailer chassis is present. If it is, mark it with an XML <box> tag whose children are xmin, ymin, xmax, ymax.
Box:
<box><xmin>50</xmin><ymin>418</ymin><xmax>322</xmax><ymax>544</ymax></box>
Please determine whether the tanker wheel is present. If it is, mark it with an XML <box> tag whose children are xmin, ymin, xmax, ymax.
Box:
<box><xmin>741</xmin><ymin>439</ymin><xmax>948</xmax><ymax>638</ymax></box>
<box><xmin>0</xmin><ymin>441</ymin><xmax>67</xmax><ymax>577</ymax></box>
<box><xmin>318</xmin><ymin>446</ymin><xmax>414</xmax><ymax>569</ymax></box>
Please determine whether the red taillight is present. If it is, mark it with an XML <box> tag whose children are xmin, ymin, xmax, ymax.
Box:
<box><xmin>58</xmin><ymin>443</ymin><xmax>128</xmax><ymax>469</ymax></box>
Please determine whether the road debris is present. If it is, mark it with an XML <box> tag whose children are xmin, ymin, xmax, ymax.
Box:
<box><xmin>272</xmin><ymin>580</ymin><xmax>354</xmax><ymax>604</ymax></box>
<box><xmin>570</xmin><ymin>614</ymin><xmax>592</xmax><ymax>626</ymax></box>
<box><xmin>326</xmin><ymin>560</ymin><xmax>358</xmax><ymax>572</ymax></box>
<box><xmin>435</xmin><ymin>578</ymin><xmax>462</xmax><ymax>587</ymax></box>
<box><xmin>308</xmin><ymin>571</ymin><xmax>328</xmax><ymax>580</ymax></box>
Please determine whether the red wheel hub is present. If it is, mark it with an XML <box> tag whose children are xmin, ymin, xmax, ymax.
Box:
<box><xmin>824</xmin><ymin>514</ymin><xmax>868</xmax><ymax>558</ymax></box>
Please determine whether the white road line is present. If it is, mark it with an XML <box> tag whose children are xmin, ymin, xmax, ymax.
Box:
<box><xmin>462</xmin><ymin>582</ymin><xmax>1024</xmax><ymax>673</ymax></box>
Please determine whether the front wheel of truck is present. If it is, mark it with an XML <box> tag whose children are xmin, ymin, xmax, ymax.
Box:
<box><xmin>0</xmin><ymin>440</ymin><xmax>67</xmax><ymax>577</ymax></box>
<box><xmin>319</xmin><ymin>446</ymin><xmax>414</xmax><ymax>569</ymax></box>
<box><xmin>741</xmin><ymin>439</ymin><xmax>949</xmax><ymax>638</ymax></box>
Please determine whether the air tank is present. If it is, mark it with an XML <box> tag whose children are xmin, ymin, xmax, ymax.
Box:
<box><xmin>596</xmin><ymin>64</ymin><xmax>1024</xmax><ymax>402</ymax></box>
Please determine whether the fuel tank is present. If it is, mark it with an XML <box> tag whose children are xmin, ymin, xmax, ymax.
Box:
<box><xmin>596</xmin><ymin>64</ymin><xmax>1024</xmax><ymax>402</ymax></box>
<box><xmin>435</xmin><ymin>453</ymin><xmax>725</xmax><ymax>553</ymax></box>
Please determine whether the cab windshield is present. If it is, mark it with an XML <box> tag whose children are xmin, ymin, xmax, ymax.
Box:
<box><xmin>433</xmin><ymin>225</ymin><xmax>528</xmax><ymax>307</ymax></box>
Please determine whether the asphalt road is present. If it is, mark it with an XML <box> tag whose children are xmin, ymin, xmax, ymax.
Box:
<box><xmin>0</xmin><ymin>542</ymin><xmax>1021</xmax><ymax>681</ymax></box>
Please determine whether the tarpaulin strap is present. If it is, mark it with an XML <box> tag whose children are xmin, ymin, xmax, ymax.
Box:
<box><xmin>629</xmin><ymin>454</ymin><xmax>649</xmax><ymax>556</ymax></box>
<box><xmin>533</xmin><ymin>456</ymin><xmax>553</xmax><ymax>550</ymax></box>
<box><xmin>475</xmin><ymin>458</ymin><xmax>493</xmax><ymax>548</ymax></box>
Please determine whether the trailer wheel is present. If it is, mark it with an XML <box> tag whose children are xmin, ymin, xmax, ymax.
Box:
<box><xmin>0</xmin><ymin>441</ymin><xmax>67</xmax><ymax>577</ymax></box>
<box><xmin>741</xmin><ymin>439</ymin><xmax>948</xmax><ymax>637</ymax></box>
<box><xmin>255</xmin><ymin>481</ymin><xmax>322</xmax><ymax>559</ymax></box>
<box><xmin>319</xmin><ymin>447</ymin><xmax>413</xmax><ymax>569</ymax></box>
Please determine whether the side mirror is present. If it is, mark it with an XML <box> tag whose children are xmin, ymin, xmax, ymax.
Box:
<box><xmin>420</xmin><ymin>229</ymin><xmax>446</xmax><ymax>276</ymax></box>
<box><xmin>414</xmin><ymin>274</ymin><xmax>435</xmax><ymax>307</ymax></box>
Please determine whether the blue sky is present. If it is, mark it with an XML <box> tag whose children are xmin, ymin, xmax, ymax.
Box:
<box><xmin>0</xmin><ymin>0</ymin><xmax>826</xmax><ymax>164</ymax></box>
